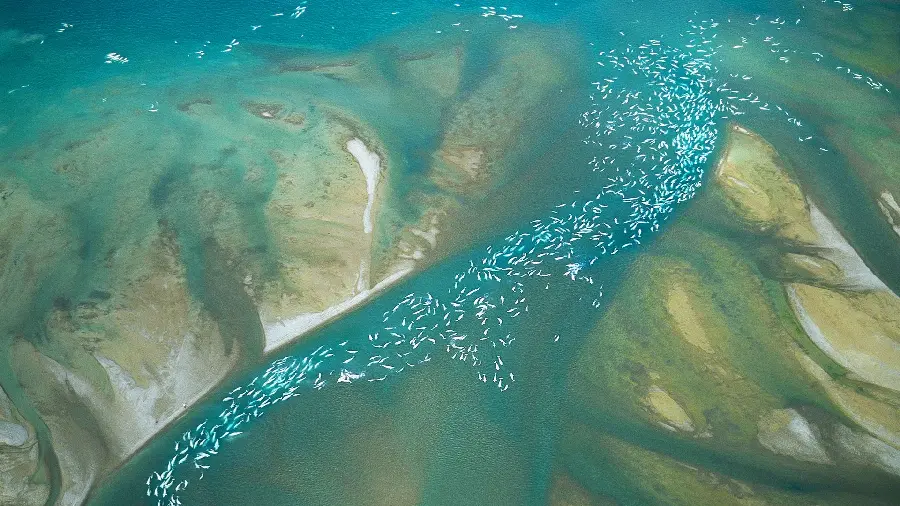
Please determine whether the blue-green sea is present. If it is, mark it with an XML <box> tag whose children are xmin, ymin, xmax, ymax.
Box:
<box><xmin>2</xmin><ymin>1</ymin><xmax>899</xmax><ymax>505</ymax></box>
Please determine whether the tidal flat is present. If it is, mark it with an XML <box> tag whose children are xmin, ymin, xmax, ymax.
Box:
<box><xmin>1</xmin><ymin>1</ymin><xmax>899</xmax><ymax>505</ymax></box>
<box><xmin>559</xmin><ymin>124</ymin><xmax>900</xmax><ymax>505</ymax></box>
<box><xmin>2</xmin><ymin>9</ymin><xmax>586</xmax><ymax>504</ymax></box>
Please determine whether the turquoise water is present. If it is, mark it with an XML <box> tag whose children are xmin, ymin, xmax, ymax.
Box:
<box><xmin>2</xmin><ymin>0</ymin><xmax>899</xmax><ymax>505</ymax></box>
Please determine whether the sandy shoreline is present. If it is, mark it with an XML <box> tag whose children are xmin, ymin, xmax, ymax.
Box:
<box><xmin>84</xmin><ymin>136</ymin><xmax>405</xmax><ymax>502</ymax></box>
<box><xmin>87</xmin><ymin>266</ymin><xmax>416</xmax><ymax>503</ymax></box>
<box><xmin>262</xmin><ymin>266</ymin><xmax>413</xmax><ymax>354</ymax></box>
<box><xmin>346</xmin><ymin>138</ymin><xmax>381</xmax><ymax>235</ymax></box>
<box><xmin>786</xmin><ymin>286</ymin><xmax>842</xmax><ymax>364</ymax></box>
<box><xmin>806</xmin><ymin>199</ymin><xmax>889</xmax><ymax>291</ymax></box>
<box><xmin>878</xmin><ymin>190</ymin><xmax>900</xmax><ymax>239</ymax></box>
<box><xmin>261</xmin><ymin>136</ymin><xmax>409</xmax><ymax>353</ymax></box>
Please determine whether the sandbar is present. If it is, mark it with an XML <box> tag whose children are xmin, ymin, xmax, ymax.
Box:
<box><xmin>807</xmin><ymin>200</ymin><xmax>889</xmax><ymax>291</ymax></box>
<box><xmin>346</xmin><ymin>138</ymin><xmax>381</xmax><ymax>234</ymax></box>
<box><xmin>263</xmin><ymin>267</ymin><xmax>412</xmax><ymax>354</ymax></box>
<box><xmin>0</xmin><ymin>420</ymin><xmax>28</xmax><ymax>447</ymax></box>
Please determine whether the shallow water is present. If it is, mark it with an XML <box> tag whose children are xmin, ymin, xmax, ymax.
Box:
<box><xmin>2</xmin><ymin>1</ymin><xmax>898</xmax><ymax>505</ymax></box>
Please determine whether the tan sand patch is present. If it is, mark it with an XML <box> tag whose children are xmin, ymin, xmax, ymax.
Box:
<box><xmin>645</xmin><ymin>386</ymin><xmax>695</xmax><ymax>432</ymax></box>
<box><xmin>756</xmin><ymin>408</ymin><xmax>831</xmax><ymax>464</ymax></box>
<box><xmin>793</xmin><ymin>347</ymin><xmax>900</xmax><ymax>449</ymax></box>
<box><xmin>715</xmin><ymin>125</ymin><xmax>818</xmax><ymax>244</ymax></box>
<box><xmin>666</xmin><ymin>283</ymin><xmax>715</xmax><ymax>354</ymax></box>
<box><xmin>788</xmin><ymin>283</ymin><xmax>900</xmax><ymax>393</ymax></box>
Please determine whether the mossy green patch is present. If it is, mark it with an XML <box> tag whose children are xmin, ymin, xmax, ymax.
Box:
<box><xmin>800</xmin><ymin>0</ymin><xmax>900</xmax><ymax>79</ymax></box>
<box><xmin>561</xmin><ymin>425</ymin><xmax>866</xmax><ymax>506</ymax></box>
<box><xmin>572</xmin><ymin>220</ymin><xmax>836</xmax><ymax>448</ymax></box>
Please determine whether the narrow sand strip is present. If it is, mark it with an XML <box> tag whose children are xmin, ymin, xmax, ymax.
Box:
<box><xmin>346</xmin><ymin>138</ymin><xmax>381</xmax><ymax>234</ymax></box>
<box><xmin>808</xmin><ymin>199</ymin><xmax>888</xmax><ymax>291</ymax></box>
<box><xmin>356</xmin><ymin>258</ymin><xmax>371</xmax><ymax>293</ymax></box>
<box><xmin>263</xmin><ymin>267</ymin><xmax>412</xmax><ymax>354</ymax></box>
<box><xmin>878</xmin><ymin>191</ymin><xmax>900</xmax><ymax>239</ymax></box>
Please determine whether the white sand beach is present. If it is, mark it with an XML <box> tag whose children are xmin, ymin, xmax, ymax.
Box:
<box><xmin>263</xmin><ymin>266</ymin><xmax>412</xmax><ymax>353</ymax></box>
<box><xmin>347</xmin><ymin>138</ymin><xmax>381</xmax><ymax>234</ymax></box>
<box><xmin>878</xmin><ymin>191</ymin><xmax>900</xmax><ymax>239</ymax></box>
<box><xmin>807</xmin><ymin>199</ymin><xmax>889</xmax><ymax>291</ymax></box>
